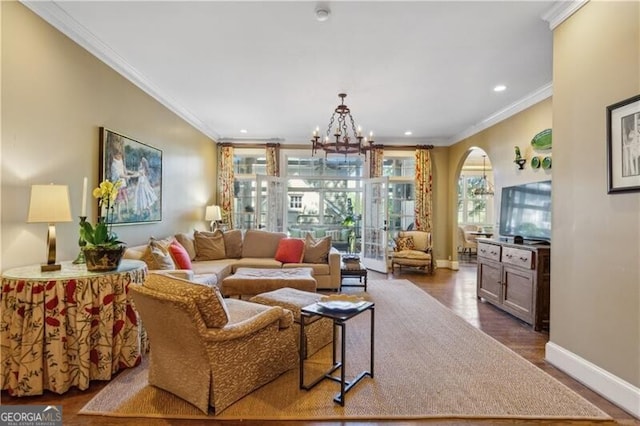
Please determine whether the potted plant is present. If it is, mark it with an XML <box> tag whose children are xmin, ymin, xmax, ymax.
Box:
<box><xmin>80</xmin><ymin>179</ymin><xmax>126</xmax><ymax>272</ymax></box>
<box><xmin>342</xmin><ymin>198</ymin><xmax>358</xmax><ymax>254</ymax></box>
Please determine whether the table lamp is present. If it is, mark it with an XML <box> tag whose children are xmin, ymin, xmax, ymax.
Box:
<box><xmin>205</xmin><ymin>205</ymin><xmax>222</xmax><ymax>232</ymax></box>
<box><xmin>27</xmin><ymin>184</ymin><xmax>73</xmax><ymax>272</ymax></box>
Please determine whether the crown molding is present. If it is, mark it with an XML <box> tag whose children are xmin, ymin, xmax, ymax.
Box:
<box><xmin>21</xmin><ymin>0</ymin><xmax>220</xmax><ymax>142</ymax></box>
<box><xmin>450</xmin><ymin>83</ymin><xmax>553</xmax><ymax>145</ymax></box>
<box><xmin>542</xmin><ymin>0</ymin><xmax>589</xmax><ymax>30</ymax></box>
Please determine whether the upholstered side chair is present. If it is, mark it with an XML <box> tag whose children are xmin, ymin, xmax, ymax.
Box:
<box><xmin>390</xmin><ymin>230</ymin><xmax>435</xmax><ymax>274</ymax></box>
<box><xmin>128</xmin><ymin>273</ymin><xmax>297</xmax><ymax>415</ymax></box>
<box><xmin>458</xmin><ymin>226</ymin><xmax>478</xmax><ymax>255</ymax></box>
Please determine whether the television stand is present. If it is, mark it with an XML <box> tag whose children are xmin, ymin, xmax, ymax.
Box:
<box><xmin>476</xmin><ymin>239</ymin><xmax>550</xmax><ymax>331</ymax></box>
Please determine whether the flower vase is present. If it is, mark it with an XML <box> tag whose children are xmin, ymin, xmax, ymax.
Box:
<box><xmin>84</xmin><ymin>245</ymin><xmax>126</xmax><ymax>272</ymax></box>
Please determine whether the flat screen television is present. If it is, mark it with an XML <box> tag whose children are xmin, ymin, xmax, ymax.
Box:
<box><xmin>499</xmin><ymin>180</ymin><xmax>552</xmax><ymax>243</ymax></box>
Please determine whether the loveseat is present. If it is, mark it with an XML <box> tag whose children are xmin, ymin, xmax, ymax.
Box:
<box><xmin>124</xmin><ymin>229</ymin><xmax>341</xmax><ymax>291</ymax></box>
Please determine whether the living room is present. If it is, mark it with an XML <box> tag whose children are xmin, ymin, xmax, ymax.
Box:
<box><xmin>1</xmin><ymin>0</ymin><xmax>638</xmax><ymax>422</ymax></box>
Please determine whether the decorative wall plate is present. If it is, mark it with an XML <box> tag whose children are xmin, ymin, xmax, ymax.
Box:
<box><xmin>531</xmin><ymin>156</ymin><xmax>541</xmax><ymax>169</ymax></box>
<box><xmin>531</xmin><ymin>129</ymin><xmax>552</xmax><ymax>150</ymax></box>
<box><xmin>542</xmin><ymin>156</ymin><xmax>552</xmax><ymax>169</ymax></box>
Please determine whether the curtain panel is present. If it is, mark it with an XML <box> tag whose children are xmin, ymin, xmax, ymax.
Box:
<box><xmin>218</xmin><ymin>144</ymin><xmax>235</xmax><ymax>228</ymax></box>
<box><xmin>266</xmin><ymin>143</ymin><xmax>280</xmax><ymax>177</ymax></box>
<box><xmin>369</xmin><ymin>145</ymin><xmax>384</xmax><ymax>178</ymax></box>
<box><xmin>414</xmin><ymin>146</ymin><xmax>433</xmax><ymax>232</ymax></box>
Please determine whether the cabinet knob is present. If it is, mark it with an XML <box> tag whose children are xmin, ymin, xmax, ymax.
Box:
<box><xmin>519</xmin><ymin>256</ymin><xmax>528</xmax><ymax>261</ymax></box>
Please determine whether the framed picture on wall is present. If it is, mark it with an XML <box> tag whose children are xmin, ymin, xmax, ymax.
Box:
<box><xmin>607</xmin><ymin>94</ymin><xmax>640</xmax><ymax>193</ymax></box>
<box><xmin>99</xmin><ymin>127</ymin><xmax>162</xmax><ymax>224</ymax></box>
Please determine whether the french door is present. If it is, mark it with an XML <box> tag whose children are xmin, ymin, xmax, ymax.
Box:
<box><xmin>362</xmin><ymin>177</ymin><xmax>389</xmax><ymax>273</ymax></box>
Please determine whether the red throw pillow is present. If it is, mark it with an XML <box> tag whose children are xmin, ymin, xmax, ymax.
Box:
<box><xmin>169</xmin><ymin>240</ymin><xmax>193</xmax><ymax>270</ymax></box>
<box><xmin>275</xmin><ymin>238</ymin><xmax>305</xmax><ymax>264</ymax></box>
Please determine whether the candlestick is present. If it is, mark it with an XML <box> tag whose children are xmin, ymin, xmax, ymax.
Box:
<box><xmin>81</xmin><ymin>177</ymin><xmax>88</xmax><ymax>217</ymax></box>
<box><xmin>73</xmin><ymin>216</ymin><xmax>88</xmax><ymax>264</ymax></box>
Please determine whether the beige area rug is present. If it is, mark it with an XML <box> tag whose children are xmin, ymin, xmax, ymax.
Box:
<box><xmin>80</xmin><ymin>279</ymin><xmax>611</xmax><ymax>421</ymax></box>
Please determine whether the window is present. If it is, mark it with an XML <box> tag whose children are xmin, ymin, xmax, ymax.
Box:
<box><xmin>289</xmin><ymin>194</ymin><xmax>302</xmax><ymax>209</ymax></box>
<box><xmin>230</xmin><ymin>149</ymin><xmax>419</xmax><ymax>251</ymax></box>
<box><xmin>457</xmin><ymin>173</ymin><xmax>494</xmax><ymax>226</ymax></box>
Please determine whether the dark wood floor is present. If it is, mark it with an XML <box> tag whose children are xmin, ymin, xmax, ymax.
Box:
<box><xmin>2</xmin><ymin>261</ymin><xmax>638</xmax><ymax>425</ymax></box>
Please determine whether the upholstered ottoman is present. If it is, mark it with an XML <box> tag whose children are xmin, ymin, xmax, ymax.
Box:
<box><xmin>221</xmin><ymin>267</ymin><xmax>317</xmax><ymax>298</ymax></box>
<box><xmin>250</xmin><ymin>287</ymin><xmax>333</xmax><ymax>358</ymax></box>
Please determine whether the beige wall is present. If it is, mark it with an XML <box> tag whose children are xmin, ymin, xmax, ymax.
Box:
<box><xmin>447</xmin><ymin>98</ymin><xmax>553</xmax><ymax>261</ymax></box>
<box><xmin>551</xmin><ymin>1</ymin><xmax>639</xmax><ymax>388</ymax></box>
<box><xmin>1</xmin><ymin>3</ymin><xmax>217</xmax><ymax>270</ymax></box>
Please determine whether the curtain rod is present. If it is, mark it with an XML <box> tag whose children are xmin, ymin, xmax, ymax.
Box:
<box><xmin>217</xmin><ymin>143</ymin><xmax>434</xmax><ymax>150</ymax></box>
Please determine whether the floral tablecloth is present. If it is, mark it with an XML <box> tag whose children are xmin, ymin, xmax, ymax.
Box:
<box><xmin>1</xmin><ymin>260</ymin><xmax>147</xmax><ymax>396</ymax></box>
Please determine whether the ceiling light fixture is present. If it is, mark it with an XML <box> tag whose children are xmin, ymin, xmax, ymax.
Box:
<box><xmin>311</xmin><ymin>93</ymin><xmax>374</xmax><ymax>158</ymax></box>
<box><xmin>240</xmin><ymin>129</ymin><xmax>248</xmax><ymax>134</ymax></box>
<box><xmin>472</xmin><ymin>155</ymin><xmax>495</xmax><ymax>197</ymax></box>
<box><xmin>494</xmin><ymin>85</ymin><xmax>507</xmax><ymax>92</ymax></box>
<box><xmin>315</xmin><ymin>6</ymin><xmax>330</xmax><ymax>22</ymax></box>
<box><xmin>404</xmin><ymin>131</ymin><xmax>413</xmax><ymax>136</ymax></box>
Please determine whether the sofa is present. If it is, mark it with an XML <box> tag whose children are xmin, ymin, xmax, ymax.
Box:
<box><xmin>123</xmin><ymin>229</ymin><xmax>341</xmax><ymax>291</ymax></box>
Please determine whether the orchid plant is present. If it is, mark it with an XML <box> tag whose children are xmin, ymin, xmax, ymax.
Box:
<box><xmin>80</xmin><ymin>179</ymin><xmax>123</xmax><ymax>248</ymax></box>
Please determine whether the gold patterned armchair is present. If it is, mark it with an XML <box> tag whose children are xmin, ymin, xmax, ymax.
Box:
<box><xmin>128</xmin><ymin>273</ymin><xmax>297</xmax><ymax>415</ymax></box>
<box><xmin>390</xmin><ymin>230</ymin><xmax>435</xmax><ymax>274</ymax></box>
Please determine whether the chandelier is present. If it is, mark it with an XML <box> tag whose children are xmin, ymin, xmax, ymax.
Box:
<box><xmin>311</xmin><ymin>93</ymin><xmax>374</xmax><ymax>157</ymax></box>
<box><xmin>473</xmin><ymin>155</ymin><xmax>495</xmax><ymax>196</ymax></box>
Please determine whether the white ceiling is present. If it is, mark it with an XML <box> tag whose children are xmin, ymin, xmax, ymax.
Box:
<box><xmin>25</xmin><ymin>1</ymin><xmax>562</xmax><ymax>147</ymax></box>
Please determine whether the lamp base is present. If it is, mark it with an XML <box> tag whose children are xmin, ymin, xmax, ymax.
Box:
<box><xmin>41</xmin><ymin>263</ymin><xmax>62</xmax><ymax>272</ymax></box>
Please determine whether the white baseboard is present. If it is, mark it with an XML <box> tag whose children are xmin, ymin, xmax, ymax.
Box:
<box><xmin>545</xmin><ymin>341</ymin><xmax>640</xmax><ymax>419</ymax></box>
<box><xmin>436</xmin><ymin>259</ymin><xmax>459</xmax><ymax>270</ymax></box>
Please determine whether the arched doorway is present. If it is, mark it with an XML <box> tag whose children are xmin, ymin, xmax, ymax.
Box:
<box><xmin>455</xmin><ymin>148</ymin><xmax>495</xmax><ymax>263</ymax></box>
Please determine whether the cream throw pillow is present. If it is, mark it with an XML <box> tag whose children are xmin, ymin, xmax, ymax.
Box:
<box><xmin>194</xmin><ymin>230</ymin><xmax>226</xmax><ymax>260</ymax></box>
<box><xmin>141</xmin><ymin>238</ymin><xmax>177</xmax><ymax>270</ymax></box>
<box><xmin>303</xmin><ymin>233</ymin><xmax>332</xmax><ymax>263</ymax></box>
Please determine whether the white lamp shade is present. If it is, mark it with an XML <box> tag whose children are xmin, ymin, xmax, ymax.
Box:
<box><xmin>27</xmin><ymin>184</ymin><xmax>73</xmax><ymax>223</ymax></box>
<box><xmin>205</xmin><ymin>205</ymin><xmax>222</xmax><ymax>221</ymax></box>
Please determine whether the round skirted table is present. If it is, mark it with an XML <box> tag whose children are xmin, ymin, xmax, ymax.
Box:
<box><xmin>0</xmin><ymin>259</ymin><xmax>147</xmax><ymax>396</ymax></box>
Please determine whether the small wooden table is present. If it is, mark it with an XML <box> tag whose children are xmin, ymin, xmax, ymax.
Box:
<box><xmin>340</xmin><ymin>262</ymin><xmax>368</xmax><ymax>291</ymax></box>
<box><xmin>299</xmin><ymin>301</ymin><xmax>375</xmax><ymax>406</ymax></box>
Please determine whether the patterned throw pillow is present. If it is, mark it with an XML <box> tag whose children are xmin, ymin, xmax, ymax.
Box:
<box><xmin>395</xmin><ymin>236</ymin><xmax>415</xmax><ymax>251</ymax></box>
<box><xmin>303</xmin><ymin>233</ymin><xmax>332</xmax><ymax>263</ymax></box>
<box><xmin>141</xmin><ymin>238</ymin><xmax>177</xmax><ymax>270</ymax></box>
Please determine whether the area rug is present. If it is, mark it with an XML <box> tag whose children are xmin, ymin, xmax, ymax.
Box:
<box><xmin>80</xmin><ymin>279</ymin><xmax>611</xmax><ymax>421</ymax></box>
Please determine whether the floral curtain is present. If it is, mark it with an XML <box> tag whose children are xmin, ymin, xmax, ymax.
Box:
<box><xmin>368</xmin><ymin>145</ymin><xmax>384</xmax><ymax>178</ymax></box>
<box><xmin>414</xmin><ymin>146</ymin><xmax>433</xmax><ymax>232</ymax></box>
<box><xmin>266</xmin><ymin>143</ymin><xmax>280</xmax><ymax>177</ymax></box>
<box><xmin>218</xmin><ymin>144</ymin><xmax>235</xmax><ymax>228</ymax></box>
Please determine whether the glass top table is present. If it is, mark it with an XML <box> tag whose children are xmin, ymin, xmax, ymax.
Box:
<box><xmin>299</xmin><ymin>300</ymin><xmax>374</xmax><ymax>406</ymax></box>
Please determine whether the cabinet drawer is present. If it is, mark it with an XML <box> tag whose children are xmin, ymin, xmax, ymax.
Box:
<box><xmin>478</xmin><ymin>243</ymin><xmax>501</xmax><ymax>261</ymax></box>
<box><xmin>502</xmin><ymin>247</ymin><xmax>534</xmax><ymax>269</ymax></box>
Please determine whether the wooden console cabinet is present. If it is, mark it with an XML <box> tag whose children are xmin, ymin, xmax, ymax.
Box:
<box><xmin>476</xmin><ymin>239</ymin><xmax>550</xmax><ymax>331</ymax></box>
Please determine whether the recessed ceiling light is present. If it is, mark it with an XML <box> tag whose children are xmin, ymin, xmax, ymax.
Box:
<box><xmin>240</xmin><ymin>129</ymin><xmax>248</xmax><ymax>134</ymax></box>
<box><xmin>404</xmin><ymin>131</ymin><xmax>413</xmax><ymax>136</ymax></box>
<box><xmin>494</xmin><ymin>85</ymin><xmax>507</xmax><ymax>92</ymax></box>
